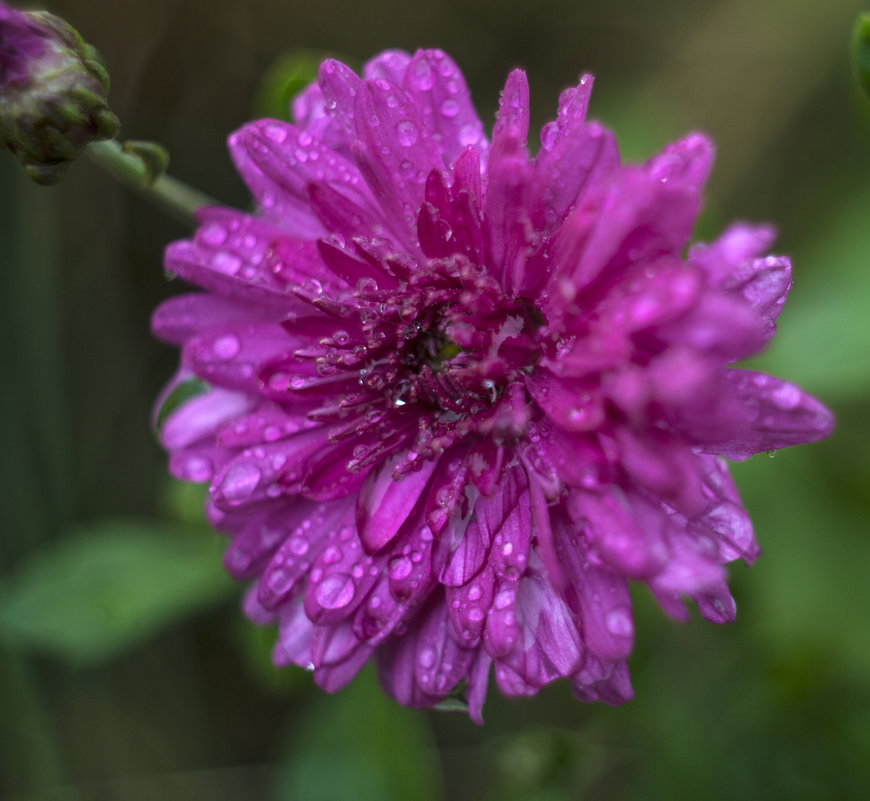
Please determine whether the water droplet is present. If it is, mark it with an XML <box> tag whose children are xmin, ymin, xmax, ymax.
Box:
<box><xmin>322</xmin><ymin>545</ymin><xmax>342</xmax><ymax>565</ymax></box>
<box><xmin>220</xmin><ymin>462</ymin><xmax>262</xmax><ymax>502</ymax></box>
<box><xmin>314</xmin><ymin>572</ymin><xmax>356</xmax><ymax>610</ymax></box>
<box><xmin>396</xmin><ymin>120</ymin><xmax>419</xmax><ymax>147</ymax></box>
<box><xmin>458</xmin><ymin>123</ymin><xmax>480</xmax><ymax>147</ymax></box>
<box><xmin>467</xmin><ymin>583</ymin><xmax>482</xmax><ymax>601</ymax></box>
<box><xmin>419</xmin><ymin>647</ymin><xmax>436</xmax><ymax>669</ymax></box>
<box><xmin>411</xmin><ymin>59</ymin><xmax>434</xmax><ymax>90</ymax></box>
<box><xmin>388</xmin><ymin>555</ymin><xmax>413</xmax><ymax>580</ymax></box>
<box><xmin>212</xmin><ymin>252</ymin><xmax>242</xmax><ymax>275</ymax></box>
<box><xmin>266</xmin><ymin>566</ymin><xmax>294</xmax><ymax>594</ymax></box>
<box><xmin>264</xmin><ymin>425</ymin><xmax>282</xmax><ymax>442</ymax></box>
<box><xmin>467</xmin><ymin>608</ymin><xmax>484</xmax><ymax>622</ymax></box>
<box><xmin>212</xmin><ymin>334</ymin><xmax>240</xmax><ymax>360</ymax></box>
<box><xmin>770</xmin><ymin>381</ymin><xmax>801</xmax><ymax>410</ymax></box>
<box><xmin>263</xmin><ymin>122</ymin><xmax>287</xmax><ymax>143</ymax></box>
<box><xmin>289</xmin><ymin>536</ymin><xmax>309</xmax><ymax>556</ymax></box>
<box><xmin>200</xmin><ymin>223</ymin><xmax>228</xmax><ymax>247</ymax></box>
<box><xmin>182</xmin><ymin>455</ymin><xmax>212</xmax><ymax>482</ymax></box>
<box><xmin>440</xmin><ymin>98</ymin><xmax>459</xmax><ymax>118</ymax></box>
<box><xmin>493</xmin><ymin>589</ymin><xmax>513</xmax><ymax>610</ymax></box>
<box><xmin>605</xmin><ymin>608</ymin><xmax>634</xmax><ymax>637</ymax></box>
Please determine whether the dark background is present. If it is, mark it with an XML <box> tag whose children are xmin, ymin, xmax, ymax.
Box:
<box><xmin>2</xmin><ymin>0</ymin><xmax>870</xmax><ymax>798</ymax></box>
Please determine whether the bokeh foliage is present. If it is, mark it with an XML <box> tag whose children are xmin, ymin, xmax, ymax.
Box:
<box><xmin>2</xmin><ymin>0</ymin><xmax>870</xmax><ymax>798</ymax></box>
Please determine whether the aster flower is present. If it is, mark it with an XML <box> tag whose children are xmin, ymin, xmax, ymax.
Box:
<box><xmin>152</xmin><ymin>49</ymin><xmax>832</xmax><ymax>722</ymax></box>
<box><xmin>0</xmin><ymin>1</ymin><xmax>118</xmax><ymax>183</ymax></box>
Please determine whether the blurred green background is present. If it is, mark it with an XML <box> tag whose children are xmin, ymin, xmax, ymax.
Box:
<box><xmin>2</xmin><ymin>0</ymin><xmax>870</xmax><ymax>798</ymax></box>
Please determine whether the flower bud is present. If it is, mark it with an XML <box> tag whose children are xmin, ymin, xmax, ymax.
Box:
<box><xmin>0</xmin><ymin>3</ymin><xmax>119</xmax><ymax>184</ymax></box>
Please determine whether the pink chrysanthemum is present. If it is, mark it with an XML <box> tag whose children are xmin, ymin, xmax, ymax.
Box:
<box><xmin>153</xmin><ymin>49</ymin><xmax>832</xmax><ymax>722</ymax></box>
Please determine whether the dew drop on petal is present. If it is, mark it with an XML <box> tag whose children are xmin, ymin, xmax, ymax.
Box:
<box><xmin>322</xmin><ymin>545</ymin><xmax>342</xmax><ymax>565</ymax></box>
<box><xmin>605</xmin><ymin>608</ymin><xmax>634</xmax><ymax>638</ymax></box>
<box><xmin>440</xmin><ymin>98</ymin><xmax>459</xmax><ymax>118</ymax></box>
<box><xmin>212</xmin><ymin>334</ymin><xmax>241</xmax><ymax>360</ymax></box>
<box><xmin>267</xmin><ymin>566</ymin><xmax>294</xmax><ymax>594</ymax></box>
<box><xmin>263</xmin><ymin>122</ymin><xmax>288</xmax><ymax>143</ymax></box>
<box><xmin>201</xmin><ymin>223</ymin><xmax>228</xmax><ymax>247</ymax></box>
<box><xmin>419</xmin><ymin>647</ymin><xmax>436</xmax><ymax>669</ymax></box>
<box><xmin>182</xmin><ymin>455</ymin><xmax>212</xmax><ymax>482</ymax></box>
<box><xmin>388</xmin><ymin>555</ymin><xmax>413</xmax><ymax>580</ymax></box>
<box><xmin>220</xmin><ymin>462</ymin><xmax>262</xmax><ymax>502</ymax></box>
<box><xmin>411</xmin><ymin>59</ymin><xmax>434</xmax><ymax>90</ymax></box>
<box><xmin>458</xmin><ymin>123</ymin><xmax>480</xmax><ymax>146</ymax></box>
<box><xmin>314</xmin><ymin>572</ymin><xmax>356</xmax><ymax>610</ymax></box>
<box><xmin>770</xmin><ymin>381</ymin><xmax>801</xmax><ymax>410</ymax></box>
<box><xmin>264</xmin><ymin>425</ymin><xmax>282</xmax><ymax>442</ymax></box>
<box><xmin>212</xmin><ymin>252</ymin><xmax>242</xmax><ymax>275</ymax></box>
<box><xmin>289</xmin><ymin>536</ymin><xmax>309</xmax><ymax>556</ymax></box>
<box><xmin>396</xmin><ymin>120</ymin><xmax>419</xmax><ymax>146</ymax></box>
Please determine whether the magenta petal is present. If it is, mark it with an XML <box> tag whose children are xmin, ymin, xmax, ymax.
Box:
<box><xmin>210</xmin><ymin>427</ymin><xmax>327</xmax><ymax>511</ymax></box>
<box><xmin>484</xmin><ymin>155</ymin><xmax>535</xmax><ymax>297</ymax></box>
<box><xmin>353</xmin><ymin>78</ymin><xmax>443</xmax><ymax>234</ymax></box>
<box><xmin>314</xmin><ymin>641</ymin><xmax>374</xmax><ymax>692</ymax></box>
<box><xmin>161</xmin><ymin>388</ymin><xmax>252</xmax><ymax>451</ymax></box>
<box><xmin>533</xmin><ymin>78</ymin><xmax>619</xmax><ymax>226</ymax></box>
<box><xmin>695</xmin><ymin>583</ymin><xmax>737</xmax><ymax>624</ymax></box>
<box><xmin>168</xmin><ymin>444</ymin><xmax>225</xmax><ymax>484</ymax></box>
<box><xmin>304</xmin><ymin>521</ymin><xmax>379</xmax><ymax>625</ymax></box>
<box><xmin>361</xmin><ymin>49</ymin><xmax>409</xmax><ymax>81</ymax></box>
<box><xmin>224</xmin><ymin>509</ymin><xmax>288</xmax><ymax>580</ymax></box>
<box><xmin>216</xmin><ymin>402</ymin><xmax>315</xmax><ymax>449</ymax></box>
<box><xmin>571</xmin><ymin>659</ymin><xmax>634</xmax><ymax>705</ymax></box>
<box><xmin>152</xmin><ymin>293</ymin><xmax>258</xmax><ymax>345</ymax></box>
<box><xmin>569</xmin><ymin>489</ymin><xmax>667</xmax><ymax>579</ymax></box>
<box><xmin>357</xmin><ymin>457</ymin><xmax>438</xmax><ymax>552</ymax></box>
<box><xmin>402</xmin><ymin>49</ymin><xmax>488</xmax><ymax>166</ymax></box>
<box><xmin>489</xmin><ymin>69</ymin><xmax>530</xmax><ymax>167</ymax></box>
<box><xmin>527</xmin><ymin>369</ymin><xmax>605</xmax><ymax>432</ymax></box>
<box><xmin>273</xmin><ymin>600</ymin><xmax>314</xmax><ymax>667</ymax></box>
<box><xmin>483</xmin><ymin>579</ymin><xmax>521</xmax><ymax>658</ymax></box>
<box><xmin>447</xmin><ymin>563</ymin><xmax>495</xmax><ymax>643</ymax></box>
<box><xmin>183</xmin><ymin>323</ymin><xmax>293</xmax><ymax>393</ymax></box>
<box><xmin>515</xmin><ymin>568</ymin><xmax>584</xmax><ymax>676</ymax></box>
<box><xmin>414</xmin><ymin>597</ymin><xmax>476</xmax><ymax>697</ymax></box>
<box><xmin>440</xmin><ymin>512</ymin><xmax>490</xmax><ymax>588</ymax></box>
<box><xmin>689</xmin><ymin>370</ymin><xmax>835</xmax><ymax>459</ymax></box>
<box><xmin>166</xmin><ymin>209</ymin><xmax>310</xmax><ymax>310</ymax></box>
<box><xmin>257</xmin><ymin>498</ymin><xmax>351</xmax><ymax>608</ymax></box>
<box><xmin>231</xmin><ymin>119</ymin><xmax>371</xmax><ymax>221</ymax></box>
<box><xmin>575</xmin><ymin>564</ymin><xmax>635</xmax><ymax>661</ymax></box>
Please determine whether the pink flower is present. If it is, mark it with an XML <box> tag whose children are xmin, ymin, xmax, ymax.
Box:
<box><xmin>153</xmin><ymin>49</ymin><xmax>833</xmax><ymax>722</ymax></box>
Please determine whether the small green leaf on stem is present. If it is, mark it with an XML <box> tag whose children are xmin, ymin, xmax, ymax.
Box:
<box><xmin>851</xmin><ymin>12</ymin><xmax>870</xmax><ymax>98</ymax></box>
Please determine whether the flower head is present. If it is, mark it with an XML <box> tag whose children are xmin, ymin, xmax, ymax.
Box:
<box><xmin>0</xmin><ymin>2</ymin><xmax>118</xmax><ymax>184</ymax></box>
<box><xmin>153</xmin><ymin>49</ymin><xmax>833</xmax><ymax>721</ymax></box>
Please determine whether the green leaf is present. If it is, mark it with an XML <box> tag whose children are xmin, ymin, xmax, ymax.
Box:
<box><xmin>0</xmin><ymin>519</ymin><xmax>236</xmax><ymax>665</ymax></box>
<box><xmin>154</xmin><ymin>375</ymin><xmax>210</xmax><ymax>434</ymax></box>
<box><xmin>276</xmin><ymin>666</ymin><xmax>443</xmax><ymax>801</ymax></box>
<box><xmin>852</xmin><ymin>12</ymin><xmax>870</xmax><ymax>99</ymax></box>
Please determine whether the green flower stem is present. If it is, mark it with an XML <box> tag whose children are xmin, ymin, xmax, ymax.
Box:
<box><xmin>86</xmin><ymin>138</ymin><xmax>217</xmax><ymax>225</ymax></box>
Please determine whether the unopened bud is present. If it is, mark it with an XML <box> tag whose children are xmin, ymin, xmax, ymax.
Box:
<box><xmin>0</xmin><ymin>2</ymin><xmax>119</xmax><ymax>184</ymax></box>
